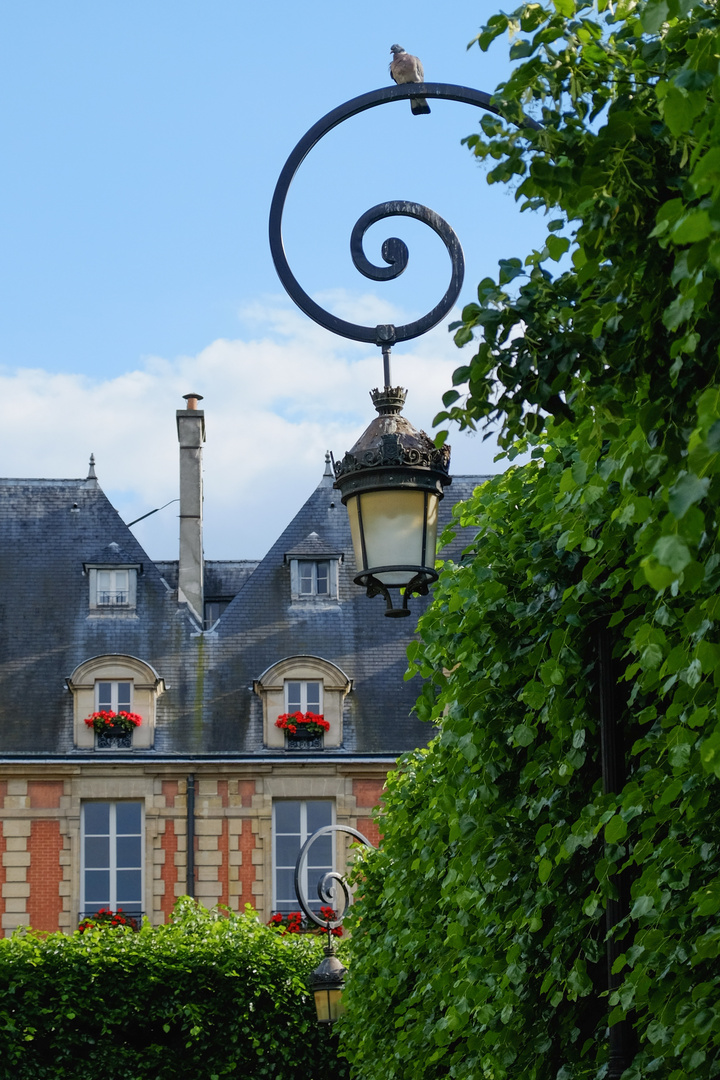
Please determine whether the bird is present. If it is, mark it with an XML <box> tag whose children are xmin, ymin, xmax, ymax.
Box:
<box><xmin>389</xmin><ymin>44</ymin><xmax>430</xmax><ymax>115</ymax></box>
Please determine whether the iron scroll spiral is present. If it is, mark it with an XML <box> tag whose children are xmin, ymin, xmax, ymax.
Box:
<box><xmin>269</xmin><ymin>82</ymin><xmax>540</xmax><ymax>348</ymax></box>
<box><xmin>293</xmin><ymin>824</ymin><xmax>373</xmax><ymax>930</ymax></box>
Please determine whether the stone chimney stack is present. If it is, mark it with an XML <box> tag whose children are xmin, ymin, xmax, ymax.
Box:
<box><xmin>176</xmin><ymin>393</ymin><xmax>205</xmax><ymax>622</ymax></box>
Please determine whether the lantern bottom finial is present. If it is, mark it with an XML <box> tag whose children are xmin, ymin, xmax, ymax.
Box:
<box><xmin>358</xmin><ymin>566</ymin><xmax>437</xmax><ymax>617</ymax></box>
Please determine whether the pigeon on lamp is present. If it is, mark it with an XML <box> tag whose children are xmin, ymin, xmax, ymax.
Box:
<box><xmin>389</xmin><ymin>44</ymin><xmax>430</xmax><ymax>115</ymax></box>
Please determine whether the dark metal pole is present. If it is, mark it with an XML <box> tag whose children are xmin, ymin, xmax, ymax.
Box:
<box><xmin>596</xmin><ymin>625</ymin><xmax>634</xmax><ymax>1078</ymax></box>
<box><xmin>186</xmin><ymin>773</ymin><xmax>196</xmax><ymax>898</ymax></box>
<box><xmin>382</xmin><ymin>345</ymin><xmax>392</xmax><ymax>388</ymax></box>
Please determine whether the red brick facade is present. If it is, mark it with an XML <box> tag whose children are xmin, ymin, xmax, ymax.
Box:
<box><xmin>353</xmin><ymin>777</ymin><xmax>384</xmax><ymax>847</ymax></box>
<box><xmin>0</xmin><ymin>767</ymin><xmax>390</xmax><ymax>934</ymax></box>
<box><xmin>26</xmin><ymin>820</ymin><xmax>63</xmax><ymax>931</ymax></box>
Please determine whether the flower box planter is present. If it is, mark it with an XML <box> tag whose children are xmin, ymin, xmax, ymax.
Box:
<box><xmin>96</xmin><ymin>728</ymin><xmax>134</xmax><ymax>750</ymax></box>
<box><xmin>84</xmin><ymin>710</ymin><xmax>142</xmax><ymax>750</ymax></box>
<box><xmin>276</xmin><ymin>711</ymin><xmax>329</xmax><ymax>751</ymax></box>
<box><xmin>285</xmin><ymin>729</ymin><xmax>324</xmax><ymax>750</ymax></box>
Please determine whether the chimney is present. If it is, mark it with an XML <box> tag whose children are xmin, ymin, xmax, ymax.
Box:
<box><xmin>176</xmin><ymin>393</ymin><xmax>205</xmax><ymax>622</ymax></box>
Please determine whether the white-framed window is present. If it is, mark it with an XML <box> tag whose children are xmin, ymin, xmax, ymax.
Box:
<box><xmin>81</xmin><ymin>801</ymin><xmax>143</xmax><ymax>917</ymax></box>
<box><xmin>288</xmin><ymin>558</ymin><xmax>339</xmax><ymax>601</ymax></box>
<box><xmin>97</xmin><ymin>569</ymin><xmax>130</xmax><ymax>606</ymax></box>
<box><xmin>96</xmin><ymin>680</ymin><xmax>133</xmax><ymax>713</ymax></box>
<box><xmin>285</xmin><ymin>679</ymin><xmax>322</xmax><ymax>714</ymax></box>
<box><xmin>86</xmin><ymin>564</ymin><xmax>139</xmax><ymax>610</ymax></box>
<box><xmin>273</xmin><ymin>800</ymin><xmax>334</xmax><ymax>913</ymax></box>
<box><xmin>299</xmin><ymin>560</ymin><xmax>330</xmax><ymax>595</ymax></box>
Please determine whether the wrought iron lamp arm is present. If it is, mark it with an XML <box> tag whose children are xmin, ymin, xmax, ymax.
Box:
<box><xmin>269</xmin><ymin>82</ymin><xmax>540</xmax><ymax>350</ymax></box>
<box><xmin>293</xmin><ymin>824</ymin><xmax>374</xmax><ymax>930</ymax></box>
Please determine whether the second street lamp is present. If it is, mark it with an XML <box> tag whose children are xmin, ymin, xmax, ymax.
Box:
<box><xmin>293</xmin><ymin>824</ymin><xmax>373</xmax><ymax>1025</ymax></box>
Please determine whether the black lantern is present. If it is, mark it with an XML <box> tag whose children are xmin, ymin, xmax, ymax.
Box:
<box><xmin>308</xmin><ymin>938</ymin><xmax>347</xmax><ymax>1024</ymax></box>
<box><xmin>333</xmin><ymin>386</ymin><xmax>451</xmax><ymax>617</ymax></box>
<box><xmin>292</xmin><ymin>824</ymin><xmax>373</xmax><ymax>1025</ymax></box>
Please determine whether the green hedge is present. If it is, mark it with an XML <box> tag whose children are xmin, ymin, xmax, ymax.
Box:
<box><xmin>0</xmin><ymin>899</ymin><xmax>348</xmax><ymax>1080</ymax></box>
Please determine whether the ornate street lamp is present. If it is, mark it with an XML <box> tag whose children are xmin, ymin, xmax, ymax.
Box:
<box><xmin>333</xmin><ymin>385</ymin><xmax>451</xmax><ymax>617</ymax></box>
<box><xmin>270</xmin><ymin>81</ymin><xmax>635</xmax><ymax>1080</ymax></box>
<box><xmin>269</xmin><ymin>82</ymin><xmax>530</xmax><ymax>615</ymax></box>
<box><xmin>293</xmin><ymin>824</ymin><xmax>373</xmax><ymax>1024</ymax></box>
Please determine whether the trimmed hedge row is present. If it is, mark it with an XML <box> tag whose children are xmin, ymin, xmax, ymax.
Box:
<box><xmin>0</xmin><ymin>899</ymin><xmax>349</xmax><ymax>1080</ymax></box>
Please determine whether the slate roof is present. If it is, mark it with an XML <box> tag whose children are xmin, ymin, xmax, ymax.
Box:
<box><xmin>0</xmin><ymin>465</ymin><xmax>487</xmax><ymax>760</ymax></box>
<box><xmin>284</xmin><ymin>531</ymin><xmax>343</xmax><ymax>559</ymax></box>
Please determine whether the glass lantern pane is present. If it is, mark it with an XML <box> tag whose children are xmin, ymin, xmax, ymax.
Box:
<box><xmin>356</xmin><ymin>490</ymin><xmax>436</xmax><ymax>585</ymax></box>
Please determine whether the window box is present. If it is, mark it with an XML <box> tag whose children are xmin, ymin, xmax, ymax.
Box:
<box><xmin>285</xmin><ymin>729</ymin><xmax>324</xmax><ymax>750</ymax></box>
<box><xmin>96</xmin><ymin>729</ymin><xmax>134</xmax><ymax>750</ymax></box>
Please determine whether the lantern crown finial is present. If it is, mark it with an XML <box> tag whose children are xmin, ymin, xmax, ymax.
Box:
<box><xmin>370</xmin><ymin>386</ymin><xmax>406</xmax><ymax>416</ymax></box>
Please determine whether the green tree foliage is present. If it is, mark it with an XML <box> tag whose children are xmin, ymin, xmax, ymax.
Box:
<box><xmin>0</xmin><ymin>899</ymin><xmax>347</xmax><ymax>1080</ymax></box>
<box><xmin>339</xmin><ymin>3</ymin><xmax>720</xmax><ymax>1078</ymax></box>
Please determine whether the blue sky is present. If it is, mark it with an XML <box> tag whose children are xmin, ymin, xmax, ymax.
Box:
<box><xmin>0</xmin><ymin>1</ymin><xmax>549</xmax><ymax>559</ymax></box>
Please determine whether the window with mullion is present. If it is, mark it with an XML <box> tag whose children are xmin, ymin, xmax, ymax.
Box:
<box><xmin>285</xmin><ymin>680</ymin><xmax>322</xmax><ymax>714</ymax></box>
<box><xmin>273</xmin><ymin>800</ymin><xmax>334</xmax><ymax>914</ymax></box>
<box><xmin>299</xmin><ymin>561</ymin><xmax>330</xmax><ymax>595</ymax></box>
<box><xmin>96</xmin><ymin>680</ymin><xmax>133</xmax><ymax>713</ymax></box>
<box><xmin>81</xmin><ymin>801</ymin><xmax>143</xmax><ymax>916</ymax></box>
<box><xmin>97</xmin><ymin>569</ymin><xmax>129</xmax><ymax>606</ymax></box>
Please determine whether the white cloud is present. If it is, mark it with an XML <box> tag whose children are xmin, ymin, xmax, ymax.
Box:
<box><xmin>1</xmin><ymin>297</ymin><xmax>502</xmax><ymax>560</ymax></box>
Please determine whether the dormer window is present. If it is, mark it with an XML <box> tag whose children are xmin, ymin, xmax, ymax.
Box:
<box><xmin>299</xmin><ymin>560</ymin><xmax>330</xmax><ymax>596</ymax></box>
<box><xmin>85</xmin><ymin>558</ymin><xmax>141</xmax><ymax>613</ymax></box>
<box><xmin>254</xmin><ymin>656</ymin><xmax>352</xmax><ymax>750</ymax></box>
<box><xmin>97</xmin><ymin>569</ymin><xmax>130</xmax><ymax>606</ymax></box>
<box><xmin>285</xmin><ymin>533</ymin><xmax>341</xmax><ymax>602</ymax></box>
<box><xmin>68</xmin><ymin>655</ymin><xmax>165</xmax><ymax>750</ymax></box>
<box><xmin>286</xmin><ymin>679</ymin><xmax>322</xmax><ymax>713</ymax></box>
<box><xmin>97</xmin><ymin>680</ymin><xmax>132</xmax><ymax>712</ymax></box>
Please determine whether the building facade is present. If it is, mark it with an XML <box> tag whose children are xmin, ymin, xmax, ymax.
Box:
<box><xmin>0</xmin><ymin>397</ymin><xmax>481</xmax><ymax>935</ymax></box>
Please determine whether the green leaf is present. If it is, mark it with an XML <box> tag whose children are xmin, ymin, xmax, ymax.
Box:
<box><xmin>513</xmin><ymin>723</ymin><xmax>536</xmax><ymax>746</ymax></box>
<box><xmin>604</xmin><ymin>815</ymin><xmax>628</xmax><ymax>843</ymax></box>
<box><xmin>631</xmin><ymin>895</ymin><xmax>655</xmax><ymax>919</ymax></box>
<box><xmin>653</xmin><ymin>535</ymin><xmax>692</xmax><ymax>573</ymax></box>
<box><xmin>668</xmin><ymin>474</ymin><xmax>710</xmax><ymax>518</ymax></box>
<box><xmin>672</xmin><ymin>210</ymin><xmax>713</xmax><ymax>244</ymax></box>
<box><xmin>642</xmin><ymin>0</ymin><xmax>670</xmax><ymax>34</ymax></box>
<box><xmin>692</xmin><ymin>879</ymin><xmax>720</xmax><ymax>917</ymax></box>
<box><xmin>546</xmin><ymin>235</ymin><xmax>570</xmax><ymax>262</ymax></box>
<box><xmin>699</xmin><ymin>727</ymin><xmax>720</xmax><ymax>778</ymax></box>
